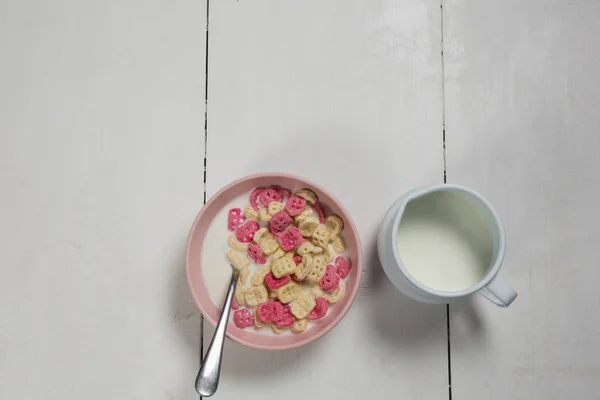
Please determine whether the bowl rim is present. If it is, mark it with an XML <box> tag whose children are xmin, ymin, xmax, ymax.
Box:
<box><xmin>185</xmin><ymin>172</ymin><xmax>363</xmax><ymax>350</ymax></box>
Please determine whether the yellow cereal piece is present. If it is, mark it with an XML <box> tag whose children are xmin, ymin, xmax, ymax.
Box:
<box><xmin>253</xmin><ymin>307</ymin><xmax>265</xmax><ymax>328</ymax></box>
<box><xmin>311</xmin><ymin>224</ymin><xmax>330</xmax><ymax>248</ymax></box>
<box><xmin>325</xmin><ymin>214</ymin><xmax>344</xmax><ymax>238</ymax></box>
<box><xmin>296</xmin><ymin>188</ymin><xmax>318</xmax><ymax>204</ymax></box>
<box><xmin>272</xmin><ymin>257</ymin><xmax>296</xmax><ymax>278</ymax></box>
<box><xmin>238</xmin><ymin>268</ymin><xmax>250</xmax><ymax>286</ymax></box>
<box><xmin>251</xmin><ymin>265</ymin><xmax>271</xmax><ymax>286</ymax></box>
<box><xmin>276</xmin><ymin>281</ymin><xmax>302</xmax><ymax>303</ymax></box>
<box><xmin>298</xmin><ymin>217</ymin><xmax>320</xmax><ymax>237</ymax></box>
<box><xmin>294</xmin><ymin>207</ymin><xmax>315</xmax><ymax>224</ymax></box>
<box><xmin>259</xmin><ymin>208</ymin><xmax>271</xmax><ymax>221</ymax></box>
<box><xmin>306</xmin><ymin>255</ymin><xmax>327</xmax><ymax>282</ymax></box>
<box><xmin>297</xmin><ymin>242</ymin><xmax>323</xmax><ymax>256</ymax></box>
<box><xmin>270</xmin><ymin>323</ymin><xmax>285</xmax><ymax>334</ymax></box>
<box><xmin>284</xmin><ymin>251</ymin><xmax>295</xmax><ymax>259</ymax></box>
<box><xmin>291</xmin><ymin>318</ymin><xmax>308</xmax><ymax>333</ymax></box>
<box><xmin>295</xmin><ymin>255</ymin><xmax>314</xmax><ymax>280</ymax></box>
<box><xmin>228</xmin><ymin>235</ymin><xmax>248</xmax><ymax>252</ymax></box>
<box><xmin>330</xmin><ymin>236</ymin><xmax>347</xmax><ymax>254</ymax></box>
<box><xmin>227</xmin><ymin>249</ymin><xmax>251</xmax><ymax>270</ymax></box>
<box><xmin>235</xmin><ymin>287</ymin><xmax>246</xmax><ymax>307</ymax></box>
<box><xmin>244</xmin><ymin>204</ymin><xmax>260</xmax><ymax>220</ymax></box>
<box><xmin>253</xmin><ymin>228</ymin><xmax>268</xmax><ymax>244</ymax></box>
<box><xmin>290</xmin><ymin>292</ymin><xmax>316</xmax><ymax>319</ymax></box>
<box><xmin>258</xmin><ymin>232</ymin><xmax>279</xmax><ymax>255</ymax></box>
<box><xmin>324</xmin><ymin>245</ymin><xmax>335</xmax><ymax>263</ymax></box>
<box><xmin>267</xmin><ymin>201</ymin><xmax>285</xmax><ymax>215</ymax></box>
<box><xmin>245</xmin><ymin>286</ymin><xmax>268</xmax><ymax>307</ymax></box>
<box><xmin>270</xmin><ymin>248</ymin><xmax>285</xmax><ymax>261</ymax></box>
<box><xmin>324</xmin><ymin>281</ymin><xmax>345</xmax><ymax>304</ymax></box>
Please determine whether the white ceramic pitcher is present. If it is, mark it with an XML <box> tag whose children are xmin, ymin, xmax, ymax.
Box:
<box><xmin>377</xmin><ymin>184</ymin><xmax>517</xmax><ymax>307</ymax></box>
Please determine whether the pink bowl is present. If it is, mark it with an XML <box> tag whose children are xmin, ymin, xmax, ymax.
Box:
<box><xmin>185</xmin><ymin>173</ymin><xmax>362</xmax><ymax>350</ymax></box>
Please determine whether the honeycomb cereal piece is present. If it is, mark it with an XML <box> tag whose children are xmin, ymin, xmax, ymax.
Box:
<box><xmin>236</xmin><ymin>220</ymin><xmax>260</xmax><ymax>243</ymax></box>
<box><xmin>257</xmin><ymin>300</ymin><xmax>284</xmax><ymax>323</ymax></box>
<box><xmin>244</xmin><ymin>203</ymin><xmax>260</xmax><ymax>220</ymax></box>
<box><xmin>247</xmin><ymin>242</ymin><xmax>267</xmax><ymax>264</ymax></box>
<box><xmin>251</xmin><ymin>265</ymin><xmax>271</xmax><ymax>286</ymax></box>
<box><xmin>228</xmin><ymin>235</ymin><xmax>248</xmax><ymax>252</ymax></box>
<box><xmin>258</xmin><ymin>232</ymin><xmax>279</xmax><ymax>256</ymax></box>
<box><xmin>298</xmin><ymin>217</ymin><xmax>320</xmax><ymax>237</ymax></box>
<box><xmin>264</xmin><ymin>272</ymin><xmax>291</xmax><ymax>289</ymax></box>
<box><xmin>234</xmin><ymin>287</ymin><xmax>246</xmax><ymax>306</ymax></box>
<box><xmin>312</xmin><ymin>224</ymin><xmax>330</xmax><ymax>248</ymax></box>
<box><xmin>237</xmin><ymin>268</ymin><xmax>250</xmax><ymax>286</ymax></box>
<box><xmin>276</xmin><ymin>281</ymin><xmax>301</xmax><ymax>303</ymax></box>
<box><xmin>290</xmin><ymin>292</ymin><xmax>316</xmax><ymax>319</ymax></box>
<box><xmin>268</xmin><ymin>201</ymin><xmax>285</xmax><ymax>216</ymax></box>
<box><xmin>259</xmin><ymin>188</ymin><xmax>283</xmax><ymax>207</ymax></box>
<box><xmin>269</xmin><ymin>211</ymin><xmax>293</xmax><ymax>234</ymax></box>
<box><xmin>291</xmin><ymin>318</ymin><xmax>308</xmax><ymax>333</ymax></box>
<box><xmin>331</xmin><ymin>236</ymin><xmax>347</xmax><ymax>254</ymax></box>
<box><xmin>325</xmin><ymin>214</ymin><xmax>344</xmax><ymax>238</ymax></box>
<box><xmin>324</xmin><ymin>281</ymin><xmax>345</xmax><ymax>304</ymax></box>
<box><xmin>294</xmin><ymin>255</ymin><xmax>314</xmax><ymax>280</ymax></box>
<box><xmin>269</xmin><ymin>248</ymin><xmax>284</xmax><ymax>261</ymax></box>
<box><xmin>250</xmin><ymin>188</ymin><xmax>264</xmax><ymax>212</ymax></box>
<box><xmin>319</xmin><ymin>264</ymin><xmax>340</xmax><ymax>292</ymax></box>
<box><xmin>228</xmin><ymin>208</ymin><xmax>246</xmax><ymax>231</ymax></box>
<box><xmin>278</xmin><ymin>227</ymin><xmax>306</xmax><ymax>251</ymax></box>
<box><xmin>259</xmin><ymin>208</ymin><xmax>272</xmax><ymax>222</ymax></box>
<box><xmin>324</xmin><ymin>245</ymin><xmax>335</xmax><ymax>263</ymax></box>
<box><xmin>271</xmin><ymin>257</ymin><xmax>296</xmax><ymax>278</ymax></box>
<box><xmin>296</xmin><ymin>188</ymin><xmax>318</xmax><ymax>204</ymax></box>
<box><xmin>233</xmin><ymin>309</ymin><xmax>254</xmax><ymax>328</ymax></box>
<box><xmin>307</xmin><ymin>297</ymin><xmax>328</xmax><ymax>320</ymax></box>
<box><xmin>245</xmin><ymin>286</ymin><xmax>268</xmax><ymax>307</ymax></box>
<box><xmin>227</xmin><ymin>249</ymin><xmax>251</xmax><ymax>270</ymax></box>
<box><xmin>285</xmin><ymin>196</ymin><xmax>307</xmax><ymax>216</ymax></box>
<box><xmin>284</xmin><ymin>251</ymin><xmax>295</xmax><ymax>259</ymax></box>
<box><xmin>294</xmin><ymin>206</ymin><xmax>315</xmax><ymax>224</ymax></box>
<box><xmin>335</xmin><ymin>256</ymin><xmax>352</xmax><ymax>278</ymax></box>
<box><xmin>270</xmin><ymin>185</ymin><xmax>292</xmax><ymax>199</ymax></box>
<box><xmin>270</xmin><ymin>323</ymin><xmax>285</xmax><ymax>334</ymax></box>
<box><xmin>306</xmin><ymin>255</ymin><xmax>327</xmax><ymax>282</ymax></box>
<box><xmin>275</xmin><ymin>304</ymin><xmax>295</xmax><ymax>328</ymax></box>
<box><xmin>253</xmin><ymin>228</ymin><xmax>268</xmax><ymax>244</ymax></box>
<box><xmin>311</xmin><ymin>202</ymin><xmax>326</xmax><ymax>224</ymax></box>
<box><xmin>297</xmin><ymin>242</ymin><xmax>323</xmax><ymax>256</ymax></box>
<box><xmin>253</xmin><ymin>307</ymin><xmax>265</xmax><ymax>328</ymax></box>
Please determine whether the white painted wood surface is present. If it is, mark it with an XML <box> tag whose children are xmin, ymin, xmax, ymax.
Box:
<box><xmin>443</xmin><ymin>0</ymin><xmax>600</xmax><ymax>398</ymax></box>
<box><xmin>0</xmin><ymin>1</ymin><xmax>206</xmax><ymax>399</ymax></box>
<box><xmin>204</xmin><ymin>0</ymin><xmax>447</xmax><ymax>399</ymax></box>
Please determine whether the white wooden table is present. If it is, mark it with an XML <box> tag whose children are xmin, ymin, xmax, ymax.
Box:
<box><xmin>1</xmin><ymin>1</ymin><xmax>599</xmax><ymax>399</ymax></box>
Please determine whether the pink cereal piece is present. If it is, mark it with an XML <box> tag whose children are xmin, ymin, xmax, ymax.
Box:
<box><xmin>248</xmin><ymin>242</ymin><xmax>267</xmax><ymax>264</ymax></box>
<box><xmin>311</xmin><ymin>202</ymin><xmax>326</xmax><ymax>224</ymax></box>
<box><xmin>277</xmin><ymin>227</ymin><xmax>306</xmax><ymax>251</ymax></box>
<box><xmin>319</xmin><ymin>264</ymin><xmax>340</xmax><ymax>292</ymax></box>
<box><xmin>236</xmin><ymin>220</ymin><xmax>260</xmax><ymax>243</ymax></box>
<box><xmin>250</xmin><ymin>188</ymin><xmax>264</xmax><ymax>212</ymax></box>
<box><xmin>308</xmin><ymin>297</ymin><xmax>328</xmax><ymax>320</ymax></box>
<box><xmin>264</xmin><ymin>272</ymin><xmax>291</xmax><ymax>289</ymax></box>
<box><xmin>233</xmin><ymin>309</ymin><xmax>254</xmax><ymax>328</ymax></box>
<box><xmin>269</xmin><ymin>210</ymin><xmax>293</xmax><ymax>233</ymax></box>
<box><xmin>231</xmin><ymin>299</ymin><xmax>239</xmax><ymax>310</ymax></box>
<box><xmin>285</xmin><ymin>196</ymin><xmax>307</xmax><ymax>216</ymax></box>
<box><xmin>270</xmin><ymin>185</ymin><xmax>292</xmax><ymax>199</ymax></box>
<box><xmin>335</xmin><ymin>256</ymin><xmax>352</xmax><ymax>279</ymax></box>
<box><xmin>257</xmin><ymin>300</ymin><xmax>284</xmax><ymax>323</ymax></box>
<box><xmin>293</xmin><ymin>255</ymin><xmax>302</xmax><ymax>265</ymax></box>
<box><xmin>259</xmin><ymin>188</ymin><xmax>284</xmax><ymax>207</ymax></box>
<box><xmin>275</xmin><ymin>304</ymin><xmax>296</xmax><ymax>328</ymax></box>
<box><xmin>227</xmin><ymin>208</ymin><xmax>246</xmax><ymax>231</ymax></box>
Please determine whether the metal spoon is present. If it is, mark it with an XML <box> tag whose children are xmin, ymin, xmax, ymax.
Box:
<box><xmin>195</xmin><ymin>266</ymin><xmax>240</xmax><ymax>397</ymax></box>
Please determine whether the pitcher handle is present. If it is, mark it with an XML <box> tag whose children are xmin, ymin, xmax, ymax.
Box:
<box><xmin>478</xmin><ymin>275</ymin><xmax>517</xmax><ymax>307</ymax></box>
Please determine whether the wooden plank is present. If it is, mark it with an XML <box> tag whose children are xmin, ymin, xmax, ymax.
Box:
<box><xmin>0</xmin><ymin>1</ymin><xmax>206</xmax><ymax>398</ymax></box>
<box><xmin>443</xmin><ymin>0</ymin><xmax>600</xmax><ymax>398</ymax></box>
<box><xmin>205</xmin><ymin>0</ymin><xmax>447</xmax><ymax>398</ymax></box>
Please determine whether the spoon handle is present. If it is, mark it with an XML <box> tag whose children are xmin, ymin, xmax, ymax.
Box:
<box><xmin>195</xmin><ymin>271</ymin><xmax>238</xmax><ymax>397</ymax></box>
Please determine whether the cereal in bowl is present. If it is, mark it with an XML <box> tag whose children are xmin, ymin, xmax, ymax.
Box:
<box><xmin>218</xmin><ymin>186</ymin><xmax>352</xmax><ymax>334</ymax></box>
